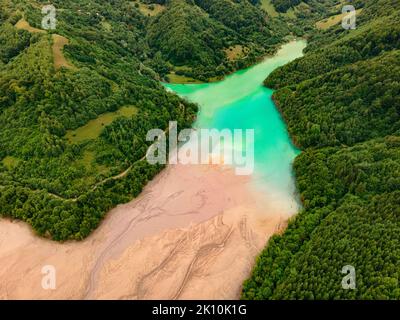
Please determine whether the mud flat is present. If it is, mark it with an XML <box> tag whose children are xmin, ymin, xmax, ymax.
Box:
<box><xmin>0</xmin><ymin>163</ymin><xmax>293</xmax><ymax>299</ymax></box>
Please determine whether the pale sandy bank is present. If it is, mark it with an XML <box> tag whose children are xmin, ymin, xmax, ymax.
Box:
<box><xmin>0</xmin><ymin>163</ymin><xmax>296</xmax><ymax>299</ymax></box>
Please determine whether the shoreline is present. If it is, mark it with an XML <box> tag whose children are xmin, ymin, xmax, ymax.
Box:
<box><xmin>0</xmin><ymin>41</ymin><xmax>305</xmax><ymax>299</ymax></box>
<box><xmin>0</xmin><ymin>163</ymin><xmax>294</xmax><ymax>299</ymax></box>
<box><xmin>164</xmin><ymin>38</ymin><xmax>306</xmax><ymax>85</ymax></box>
<box><xmin>271</xmin><ymin>95</ymin><xmax>303</xmax><ymax>150</ymax></box>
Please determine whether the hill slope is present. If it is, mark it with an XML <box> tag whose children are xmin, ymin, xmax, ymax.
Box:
<box><xmin>242</xmin><ymin>0</ymin><xmax>400</xmax><ymax>299</ymax></box>
<box><xmin>0</xmin><ymin>0</ymin><xmax>199</xmax><ymax>240</ymax></box>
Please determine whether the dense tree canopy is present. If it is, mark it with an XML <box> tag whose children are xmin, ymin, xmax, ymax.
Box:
<box><xmin>242</xmin><ymin>0</ymin><xmax>400</xmax><ymax>299</ymax></box>
<box><xmin>0</xmin><ymin>0</ymin><xmax>199</xmax><ymax>240</ymax></box>
<box><xmin>147</xmin><ymin>0</ymin><xmax>298</xmax><ymax>81</ymax></box>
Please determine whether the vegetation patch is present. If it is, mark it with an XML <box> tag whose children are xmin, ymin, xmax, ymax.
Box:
<box><xmin>316</xmin><ymin>9</ymin><xmax>363</xmax><ymax>30</ymax></box>
<box><xmin>224</xmin><ymin>45</ymin><xmax>249</xmax><ymax>62</ymax></box>
<box><xmin>260</xmin><ymin>0</ymin><xmax>279</xmax><ymax>17</ymax></box>
<box><xmin>65</xmin><ymin>106</ymin><xmax>138</xmax><ymax>144</ymax></box>
<box><xmin>14</xmin><ymin>18</ymin><xmax>74</xmax><ymax>70</ymax></box>
<box><xmin>166</xmin><ymin>72</ymin><xmax>203</xmax><ymax>84</ymax></box>
<box><xmin>2</xmin><ymin>156</ymin><xmax>19</xmax><ymax>170</ymax></box>
<box><xmin>15</xmin><ymin>18</ymin><xmax>44</xmax><ymax>33</ymax></box>
<box><xmin>101</xmin><ymin>21</ymin><xmax>112</xmax><ymax>32</ymax></box>
<box><xmin>132</xmin><ymin>0</ymin><xmax>166</xmax><ymax>17</ymax></box>
<box><xmin>73</xmin><ymin>150</ymin><xmax>110</xmax><ymax>182</ymax></box>
<box><xmin>52</xmin><ymin>34</ymin><xmax>75</xmax><ymax>70</ymax></box>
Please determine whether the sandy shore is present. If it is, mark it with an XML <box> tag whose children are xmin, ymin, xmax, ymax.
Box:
<box><xmin>0</xmin><ymin>163</ymin><xmax>296</xmax><ymax>299</ymax></box>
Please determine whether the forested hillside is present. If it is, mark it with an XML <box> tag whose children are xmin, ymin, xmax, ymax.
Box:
<box><xmin>242</xmin><ymin>0</ymin><xmax>400</xmax><ymax>299</ymax></box>
<box><xmin>0</xmin><ymin>0</ymin><xmax>201</xmax><ymax>240</ymax></box>
<box><xmin>147</xmin><ymin>0</ymin><xmax>296</xmax><ymax>81</ymax></box>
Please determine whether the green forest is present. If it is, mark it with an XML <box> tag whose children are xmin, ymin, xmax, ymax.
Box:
<box><xmin>242</xmin><ymin>0</ymin><xmax>400</xmax><ymax>299</ymax></box>
<box><xmin>0</xmin><ymin>0</ymin><xmax>202</xmax><ymax>240</ymax></box>
<box><xmin>0</xmin><ymin>0</ymin><xmax>399</xmax><ymax>300</ymax></box>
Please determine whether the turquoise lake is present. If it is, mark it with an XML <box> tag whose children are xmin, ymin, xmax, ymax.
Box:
<box><xmin>164</xmin><ymin>40</ymin><xmax>307</xmax><ymax>203</ymax></box>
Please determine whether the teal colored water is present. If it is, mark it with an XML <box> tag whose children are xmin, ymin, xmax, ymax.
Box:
<box><xmin>164</xmin><ymin>40</ymin><xmax>307</xmax><ymax>198</ymax></box>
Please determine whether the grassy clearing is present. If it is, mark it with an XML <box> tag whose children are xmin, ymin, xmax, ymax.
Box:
<box><xmin>283</xmin><ymin>7</ymin><xmax>297</xmax><ymax>19</ymax></box>
<box><xmin>174</xmin><ymin>65</ymin><xmax>192</xmax><ymax>72</ymax></box>
<box><xmin>260</xmin><ymin>0</ymin><xmax>279</xmax><ymax>17</ymax></box>
<box><xmin>101</xmin><ymin>21</ymin><xmax>112</xmax><ymax>32</ymax></box>
<box><xmin>224</xmin><ymin>45</ymin><xmax>249</xmax><ymax>61</ymax></box>
<box><xmin>166</xmin><ymin>72</ymin><xmax>203</xmax><ymax>84</ymax></box>
<box><xmin>15</xmin><ymin>18</ymin><xmax>45</xmax><ymax>33</ymax></box>
<box><xmin>80</xmin><ymin>150</ymin><xmax>95</xmax><ymax>167</ymax></box>
<box><xmin>334</xmin><ymin>0</ymin><xmax>350</xmax><ymax>9</ymax></box>
<box><xmin>78</xmin><ymin>150</ymin><xmax>109</xmax><ymax>173</ymax></box>
<box><xmin>132</xmin><ymin>1</ymin><xmax>166</xmax><ymax>17</ymax></box>
<box><xmin>316</xmin><ymin>9</ymin><xmax>363</xmax><ymax>30</ymax></box>
<box><xmin>70</xmin><ymin>150</ymin><xmax>111</xmax><ymax>189</ymax></box>
<box><xmin>259</xmin><ymin>0</ymin><xmax>307</xmax><ymax>19</ymax></box>
<box><xmin>2</xmin><ymin>156</ymin><xmax>19</xmax><ymax>169</ymax></box>
<box><xmin>15</xmin><ymin>19</ymin><xmax>74</xmax><ymax>70</ymax></box>
<box><xmin>65</xmin><ymin>106</ymin><xmax>138</xmax><ymax>143</ymax></box>
<box><xmin>52</xmin><ymin>34</ymin><xmax>75</xmax><ymax>70</ymax></box>
<box><xmin>208</xmin><ymin>76</ymin><xmax>224</xmax><ymax>82</ymax></box>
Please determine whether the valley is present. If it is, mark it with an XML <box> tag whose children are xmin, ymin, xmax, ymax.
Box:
<box><xmin>0</xmin><ymin>0</ymin><xmax>399</xmax><ymax>301</ymax></box>
<box><xmin>0</xmin><ymin>41</ymin><xmax>304</xmax><ymax>299</ymax></box>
